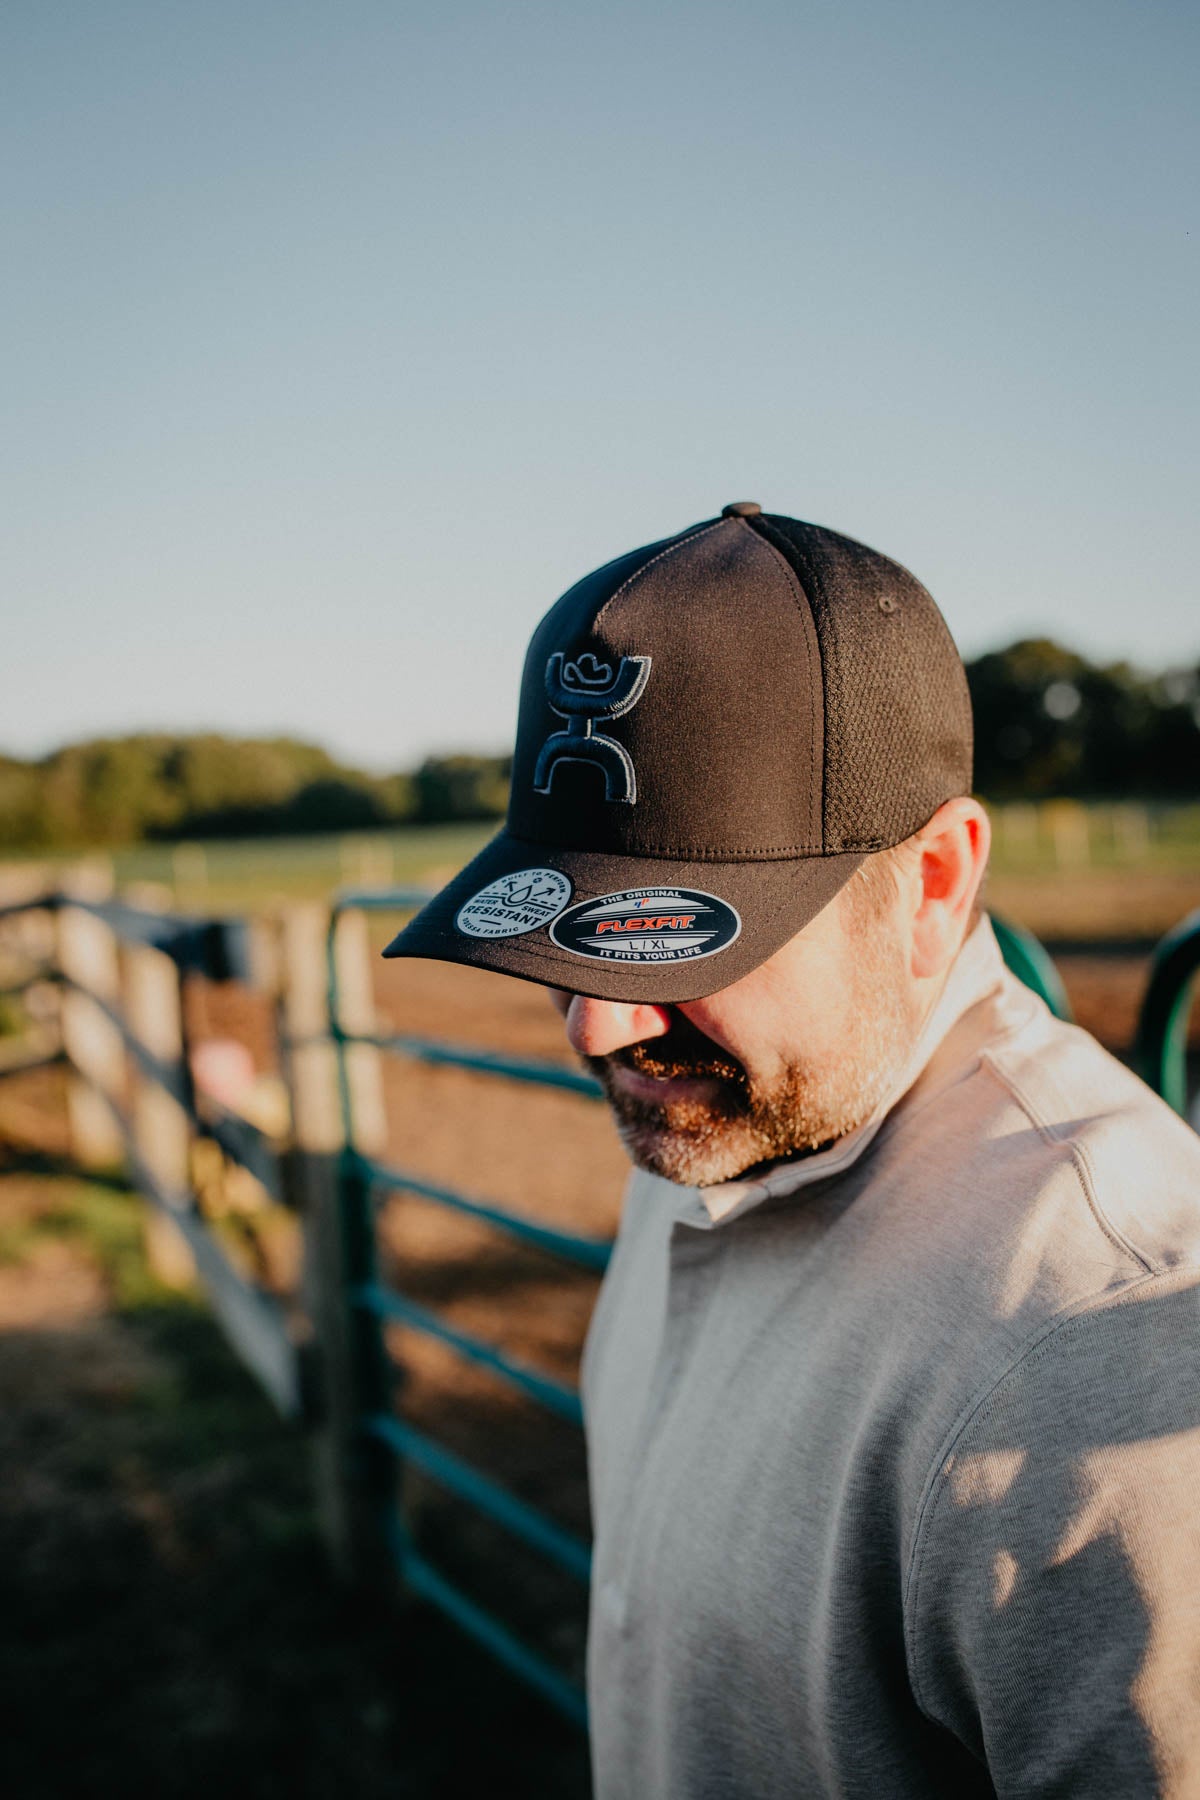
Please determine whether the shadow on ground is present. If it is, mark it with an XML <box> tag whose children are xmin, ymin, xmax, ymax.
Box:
<box><xmin>0</xmin><ymin>1166</ymin><xmax>591</xmax><ymax>1800</ymax></box>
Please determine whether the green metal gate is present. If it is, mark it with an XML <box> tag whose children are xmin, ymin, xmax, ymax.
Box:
<box><xmin>326</xmin><ymin>890</ymin><xmax>611</xmax><ymax>1725</ymax></box>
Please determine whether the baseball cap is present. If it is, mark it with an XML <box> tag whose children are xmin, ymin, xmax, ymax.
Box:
<box><xmin>382</xmin><ymin>503</ymin><xmax>973</xmax><ymax>1003</ymax></box>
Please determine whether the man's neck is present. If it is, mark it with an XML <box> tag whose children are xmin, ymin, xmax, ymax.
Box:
<box><xmin>693</xmin><ymin>918</ymin><xmax>1003</xmax><ymax>1225</ymax></box>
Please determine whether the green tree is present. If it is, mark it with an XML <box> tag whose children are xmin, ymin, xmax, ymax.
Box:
<box><xmin>966</xmin><ymin>641</ymin><xmax>1200</xmax><ymax>799</ymax></box>
<box><xmin>414</xmin><ymin>755</ymin><xmax>511</xmax><ymax>822</ymax></box>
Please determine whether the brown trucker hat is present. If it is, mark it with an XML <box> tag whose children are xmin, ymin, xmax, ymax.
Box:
<box><xmin>382</xmin><ymin>503</ymin><xmax>973</xmax><ymax>1002</ymax></box>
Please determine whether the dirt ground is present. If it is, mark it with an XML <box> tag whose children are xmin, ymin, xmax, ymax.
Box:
<box><xmin>0</xmin><ymin>1143</ymin><xmax>592</xmax><ymax>1799</ymax></box>
<box><xmin>1</xmin><ymin>897</ymin><xmax>1198</xmax><ymax>1797</ymax></box>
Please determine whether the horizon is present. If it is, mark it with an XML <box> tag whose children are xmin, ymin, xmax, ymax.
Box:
<box><xmin>7</xmin><ymin>622</ymin><xmax>1198</xmax><ymax>777</ymax></box>
<box><xmin>6</xmin><ymin>3</ymin><xmax>1197</xmax><ymax>770</ymax></box>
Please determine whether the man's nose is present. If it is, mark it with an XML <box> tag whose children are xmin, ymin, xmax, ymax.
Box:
<box><xmin>563</xmin><ymin>996</ymin><xmax>673</xmax><ymax>1058</ymax></box>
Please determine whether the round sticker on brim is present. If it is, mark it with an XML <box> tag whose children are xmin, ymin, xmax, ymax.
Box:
<box><xmin>550</xmin><ymin>887</ymin><xmax>741</xmax><ymax>965</ymax></box>
<box><xmin>456</xmin><ymin>868</ymin><xmax>573</xmax><ymax>939</ymax></box>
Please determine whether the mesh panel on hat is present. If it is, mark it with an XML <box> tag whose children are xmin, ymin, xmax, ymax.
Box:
<box><xmin>751</xmin><ymin>515</ymin><xmax>974</xmax><ymax>852</ymax></box>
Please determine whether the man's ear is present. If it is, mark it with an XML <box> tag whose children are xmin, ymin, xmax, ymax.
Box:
<box><xmin>910</xmin><ymin>798</ymin><xmax>991</xmax><ymax>981</ymax></box>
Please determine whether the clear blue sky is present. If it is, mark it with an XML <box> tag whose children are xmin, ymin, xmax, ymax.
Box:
<box><xmin>5</xmin><ymin>1</ymin><xmax>1196</xmax><ymax>771</ymax></box>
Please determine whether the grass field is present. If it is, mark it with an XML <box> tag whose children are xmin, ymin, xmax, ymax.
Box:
<box><xmin>3</xmin><ymin>803</ymin><xmax>1199</xmax><ymax>939</ymax></box>
<box><xmin>1</xmin><ymin>821</ymin><xmax>496</xmax><ymax>911</ymax></box>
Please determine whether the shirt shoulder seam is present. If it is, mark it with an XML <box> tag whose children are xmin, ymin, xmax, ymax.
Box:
<box><xmin>978</xmin><ymin>1047</ymin><xmax>1157</xmax><ymax>1275</ymax></box>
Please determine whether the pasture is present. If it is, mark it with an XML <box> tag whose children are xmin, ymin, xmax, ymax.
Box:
<box><xmin>4</xmin><ymin>801</ymin><xmax>1199</xmax><ymax>933</ymax></box>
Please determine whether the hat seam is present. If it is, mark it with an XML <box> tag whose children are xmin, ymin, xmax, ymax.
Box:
<box><xmin>503</xmin><ymin>833</ymin><xmax>886</xmax><ymax>858</ymax></box>
<box><xmin>590</xmin><ymin>517</ymin><xmax>726</xmax><ymax>633</ymax></box>
<box><xmin>733</xmin><ymin>516</ymin><xmax>824</xmax><ymax>854</ymax></box>
<box><xmin>747</xmin><ymin>512</ymin><xmax>834</xmax><ymax>845</ymax></box>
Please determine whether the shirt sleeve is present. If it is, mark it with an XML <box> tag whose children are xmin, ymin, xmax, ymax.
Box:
<box><xmin>906</xmin><ymin>1271</ymin><xmax>1200</xmax><ymax>1798</ymax></box>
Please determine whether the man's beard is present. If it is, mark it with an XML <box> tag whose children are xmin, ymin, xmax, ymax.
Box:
<box><xmin>585</xmin><ymin>945</ymin><xmax>919</xmax><ymax>1188</ymax></box>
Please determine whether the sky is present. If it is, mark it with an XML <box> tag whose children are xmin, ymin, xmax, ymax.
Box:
<box><xmin>4</xmin><ymin>0</ymin><xmax>1197</xmax><ymax>772</ymax></box>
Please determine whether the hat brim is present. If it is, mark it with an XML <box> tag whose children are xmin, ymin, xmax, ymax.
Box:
<box><xmin>381</xmin><ymin>829</ymin><xmax>865</xmax><ymax>1004</ymax></box>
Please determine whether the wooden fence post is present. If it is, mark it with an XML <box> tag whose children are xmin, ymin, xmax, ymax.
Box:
<box><xmin>276</xmin><ymin>902</ymin><xmax>387</xmax><ymax>1157</ymax></box>
<box><xmin>331</xmin><ymin>907</ymin><xmax>388</xmax><ymax>1157</ymax></box>
<box><xmin>1047</xmin><ymin>800</ymin><xmax>1091</xmax><ymax>870</ymax></box>
<box><xmin>277</xmin><ymin>902</ymin><xmax>392</xmax><ymax>1581</ymax></box>
<box><xmin>340</xmin><ymin>835</ymin><xmax>397</xmax><ymax>893</ymax></box>
<box><xmin>122</xmin><ymin>900</ymin><xmax>196</xmax><ymax>1289</ymax></box>
<box><xmin>57</xmin><ymin>863</ymin><xmax>126</xmax><ymax>1170</ymax></box>
<box><xmin>279</xmin><ymin>904</ymin><xmax>342</xmax><ymax>1155</ymax></box>
<box><xmin>171</xmin><ymin>843</ymin><xmax>209</xmax><ymax>910</ymax></box>
<box><xmin>1001</xmin><ymin>803</ymin><xmax>1039</xmax><ymax>860</ymax></box>
<box><xmin>1113</xmin><ymin>803</ymin><xmax>1151</xmax><ymax>864</ymax></box>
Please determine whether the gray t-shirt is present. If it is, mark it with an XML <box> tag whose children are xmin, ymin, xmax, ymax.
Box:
<box><xmin>582</xmin><ymin>920</ymin><xmax>1200</xmax><ymax>1798</ymax></box>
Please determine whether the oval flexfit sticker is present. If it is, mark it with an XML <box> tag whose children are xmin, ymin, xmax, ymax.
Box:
<box><xmin>550</xmin><ymin>887</ymin><xmax>741</xmax><ymax>965</ymax></box>
<box><xmin>456</xmin><ymin>868</ymin><xmax>573</xmax><ymax>939</ymax></box>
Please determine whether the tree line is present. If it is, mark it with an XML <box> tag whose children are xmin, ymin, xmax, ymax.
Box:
<box><xmin>1</xmin><ymin>639</ymin><xmax>1196</xmax><ymax>850</ymax></box>
<box><xmin>0</xmin><ymin>737</ymin><xmax>512</xmax><ymax>849</ymax></box>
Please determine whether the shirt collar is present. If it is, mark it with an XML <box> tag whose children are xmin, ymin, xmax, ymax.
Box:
<box><xmin>682</xmin><ymin>916</ymin><xmax>1012</xmax><ymax>1228</ymax></box>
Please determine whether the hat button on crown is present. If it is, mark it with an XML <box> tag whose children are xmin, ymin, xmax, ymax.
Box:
<box><xmin>721</xmin><ymin>500</ymin><xmax>761</xmax><ymax>518</ymax></box>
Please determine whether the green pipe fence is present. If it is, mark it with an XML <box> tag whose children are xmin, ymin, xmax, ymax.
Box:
<box><xmin>373</xmin><ymin>1031</ymin><xmax>603</xmax><ymax>1098</ymax></box>
<box><xmin>990</xmin><ymin>915</ymin><xmax>1074</xmax><ymax>1021</ymax></box>
<box><xmin>367</xmin><ymin>1411</ymin><xmax>593</xmax><ymax>1582</ymax></box>
<box><xmin>1133</xmin><ymin>908</ymin><xmax>1200</xmax><ymax>1116</ymax></box>
<box><xmin>355</xmin><ymin>1279</ymin><xmax>586</xmax><ymax>1424</ymax></box>
<box><xmin>354</xmin><ymin>1151</ymin><xmax>611</xmax><ymax>1270</ymax></box>
<box><xmin>326</xmin><ymin>890</ymin><xmax>604</xmax><ymax>1725</ymax></box>
<box><xmin>391</xmin><ymin>1522</ymin><xmax>591</xmax><ymax>1729</ymax></box>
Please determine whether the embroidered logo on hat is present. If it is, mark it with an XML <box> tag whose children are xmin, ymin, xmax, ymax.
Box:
<box><xmin>533</xmin><ymin>651</ymin><xmax>652</xmax><ymax>804</ymax></box>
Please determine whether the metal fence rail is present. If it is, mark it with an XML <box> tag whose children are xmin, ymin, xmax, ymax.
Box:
<box><xmin>326</xmin><ymin>890</ymin><xmax>606</xmax><ymax>1725</ymax></box>
<box><xmin>1133</xmin><ymin>908</ymin><xmax>1200</xmax><ymax>1116</ymax></box>
<box><xmin>990</xmin><ymin>915</ymin><xmax>1074</xmax><ymax>1021</ymax></box>
<box><xmin>354</xmin><ymin>1149</ymin><xmax>611</xmax><ymax>1270</ymax></box>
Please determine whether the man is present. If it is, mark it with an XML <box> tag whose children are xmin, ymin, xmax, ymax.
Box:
<box><xmin>383</xmin><ymin>504</ymin><xmax>1200</xmax><ymax>1797</ymax></box>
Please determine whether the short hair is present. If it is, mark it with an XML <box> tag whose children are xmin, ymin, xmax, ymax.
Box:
<box><xmin>840</xmin><ymin>837</ymin><xmax>923</xmax><ymax>925</ymax></box>
<box><xmin>839</xmin><ymin>825</ymin><xmax>987</xmax><ymax>935</ymax></box>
